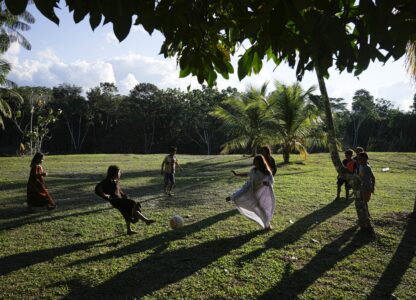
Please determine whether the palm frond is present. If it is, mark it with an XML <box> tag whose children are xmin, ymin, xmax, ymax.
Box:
<box><xmin>405</xmin><ymin>40</ymin><xmax>416</xmax><ymax>84</ymax></box>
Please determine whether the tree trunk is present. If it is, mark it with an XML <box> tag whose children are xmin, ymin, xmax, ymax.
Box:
<box><xmin>315</xmin><ymin>65</ymin><xmax>342</xmax><ymax>171</ymax></box>
<box><xmin>315</xmin><ymin>65</ymin><xmax>372</xmax><ymax>230</ymax></box>
<box><xmin>282</xmin><ymin>144</ymin><xmax>290</xmax><ymax>164</ymax></box>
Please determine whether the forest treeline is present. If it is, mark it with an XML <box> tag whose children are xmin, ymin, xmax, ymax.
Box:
<box><xmin>0</xmin><ymin>82</ymin><xmax>415</xmax><ymax>156</ymax></box>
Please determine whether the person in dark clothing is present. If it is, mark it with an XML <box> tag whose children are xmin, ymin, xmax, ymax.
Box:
<box><xmin>95</xmin><ymin>165</ymin><xmax>155</xmax><ymax>235</ymax></box>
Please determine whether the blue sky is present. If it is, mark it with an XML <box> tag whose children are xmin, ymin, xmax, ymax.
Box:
<box><xmin>5</xmin><ymin>4</ymin><xmax>415</xmax><ymax>111</ymax></box>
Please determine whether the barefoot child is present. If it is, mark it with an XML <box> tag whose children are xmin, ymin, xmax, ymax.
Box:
<box><xmin>226</xmin><ymin>155</ymin><xmax>276</xmax><ymax>231</ymax></box>
<box><xmin>95</xmin><ymin>165</ymin><xmax>155</xmax><ymax>235</ymax></box>
<box><xmin>161</xmin><ymin>146</ymin><xmax>181</xmax><ymax>196</ymax></box>
<box><xmin>356</xmin><ymin>152</ymin><xmax>376</xmax><ymax>234</ymax></box>
<box><xmin>336</xmin><ymin>149</ymin><xmax>357</xmax><ymax>200</ymax></box>
<box><xmin>27</xmin><ymin>152</ymin><xmax>57</xmax><ymax>211</ymax></box>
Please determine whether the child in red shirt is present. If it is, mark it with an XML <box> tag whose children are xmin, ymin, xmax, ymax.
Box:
<box><xmin>336</xmin><ymin>149</ymin><xmax>357</xmax><ymax>200</ymax></box>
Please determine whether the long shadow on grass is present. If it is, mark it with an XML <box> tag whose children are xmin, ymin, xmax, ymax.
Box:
<box><xmin>63</xmin><ymin>231</ymin><xmax>259</xmax><ymax>299</ymax></box>
<box><xmin>258</xmin><ymin>226</ymin><xmax>372</xmax><ymax>299</ymax></box>
<box><xmin>367</xmin><ymin>218</ymin><xmax>416</xmax><ymax>299</ymax></box>
<box><xmin>238</xmin><ymin>198</ymin><xmax>353</xmax><ymax>264</ymax></box>
<box><xmin>0</xmin><ymin>207</ymin><xmax>111</xmax><ymax>230</ymax></box>
<box><xmin>69</xmin><ymin>210</ymin><xmax>238</xmax><ymax>267</ymax></box>
<box><xmin>0</xmin><ymin>237</ymin><xmax>114</xmax><ymax>276</ymax></box>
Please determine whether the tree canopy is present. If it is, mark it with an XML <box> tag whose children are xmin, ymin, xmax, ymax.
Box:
<box><xmin>3</xmin><ymin>1</ymin><xmax>415</xmax><ymax>85</ymax></box>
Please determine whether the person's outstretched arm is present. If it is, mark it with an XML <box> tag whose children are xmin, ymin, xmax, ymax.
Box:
<box><xmin>232</xmin><ymin>170</ymin><xmax>248</xmax><ymax>177</ymax></box>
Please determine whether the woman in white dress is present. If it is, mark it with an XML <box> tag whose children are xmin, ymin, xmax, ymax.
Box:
<box><xmin>226</xmin><ymin>155</ymin><xmax>275</xmax><ymax>230</ymax></box>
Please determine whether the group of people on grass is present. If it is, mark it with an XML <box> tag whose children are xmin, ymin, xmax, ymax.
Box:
<box><xmin>27</xmin><ymin>145</ymin><xmax>376</xmax><ymax>235</ymax></box>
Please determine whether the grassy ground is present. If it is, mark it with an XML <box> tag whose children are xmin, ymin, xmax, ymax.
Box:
<box><xmin>0</xmin><ymin>153</ymin><xmax>415</xmax><ymax>299</ymax></box>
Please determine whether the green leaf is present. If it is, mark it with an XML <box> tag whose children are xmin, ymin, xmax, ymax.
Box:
<box><xmin>113</xmin><ymin>15</ymin><xmax>132</xmax><ymax>41</ymax></box>
<box><xmin>179</xmin><ymin>67</ymin><xmax>192</xmax><ymax>78</ymax></box>
<box><xmin>5</xmin><ymin>0</ymin><xmax>28</xmax><ymax>15</ymax></box>
<box><xmin>34</xmin><ymin>0</ymin><xmax>60</xmax><ymax>25</ymax></box>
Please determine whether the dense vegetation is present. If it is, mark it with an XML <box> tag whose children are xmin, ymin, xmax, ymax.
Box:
<box><xmin>1</xmin><ymin>82</ymin><xmax>415</xmax><ymax>156</ymax></box>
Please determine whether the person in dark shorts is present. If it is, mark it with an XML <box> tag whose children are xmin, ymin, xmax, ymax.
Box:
<box><xmin>161</xmin><ymin>146</ymin><xmax>181</xmax><ymax>196</ymax></box>
<box><xmin>336</xmin><ymin>149</ymin><xmax>357</xmax><ymax>200</ymax></box>
<box><xmin>95</xmin><ymin>165</ymin><xmax>155</xmax><ymax>235</ymax></box>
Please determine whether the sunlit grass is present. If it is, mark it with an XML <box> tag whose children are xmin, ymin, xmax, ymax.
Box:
<box><xmin>0</xmin><ymin>153</ymin><xmax>415</xmax><ymax>299</ymax></box>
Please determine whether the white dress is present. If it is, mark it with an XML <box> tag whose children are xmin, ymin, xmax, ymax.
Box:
<box><xmin>231</xmin><ymin>168</ymin><xmax>275</xmax><ymax>228</ymax></box>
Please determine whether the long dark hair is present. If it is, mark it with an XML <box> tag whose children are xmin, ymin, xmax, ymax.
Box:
<box><xmin>106</xmin><ymin>165</ymin><xmax>120</xmax><ymax>179</ymax></box>
<box><xmin>260</xmin><ymin>145</ymin><xmax>271</xmax><ymax>158</ymax></box>
<box><xmin>30</xmin><ymin>152</ymin><xmax>44</xmax><ymax>168</ymax></box>
<box><xmin>253</xmin><ymin>155</ymin><xmax>272</xmax><ymax>176</ymax></box>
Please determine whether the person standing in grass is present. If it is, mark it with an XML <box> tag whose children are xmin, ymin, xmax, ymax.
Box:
<box><xmin>226</xmin><ymin>155</ymin><xmax>275</xmax><ymax>231</ymax></box>
<box><xmin>336</xmin><ymin>149</ymin><xmax>357</xmax><ymax>200</ymax></box>
<box><xmin>27</xmin><ymin>152</ymin><xmax>57</xmax><ymax>211</ymax></box>
<box><xmin>260</xmin><ymin>145</ymin><xmax>277</xmax><ymax>176</ymax></box>
<box><xmin>356</xmin><ymin>152</ymin><xmax>376</xmax><ymax>234</ymax></box>
<box><xmin>161</xmin><ymin>146</ymin><xmax>181</xmax><ymax>196</ymax></box>
<box><xmin>95</xmin><ymin>165</ymin><xmax>155</xmax><ymax>235</ymax></box>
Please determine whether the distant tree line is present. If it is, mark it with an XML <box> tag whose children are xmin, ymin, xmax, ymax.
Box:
<box><xmin>0</xmin><ymin>82</ymin><xmax>415</xmax><ymax>156</ymax></box>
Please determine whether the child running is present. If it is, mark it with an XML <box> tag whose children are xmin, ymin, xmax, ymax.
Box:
<box><xmin>161</xmin><ymin>146</ymin><xmax>181</xmax><ymax>196</ymax></box>
<box><xmin>95</xmin><ymin>165</ymin><xmax>155</xmax><ymax>235</ymax></box>
<box><xmin>226</xmin><ymin>155</ymin><xmax>276</xmax><ymax>231</ymax></box>
<box><xmin>27</xmin><ymin>152</ymin><xmax>57</xmax><ymax>211</ymax></box>
<box><xmin>336</xmin><ymin>149</ymin><xmax>357</xmax><ymax>200</ymax></box>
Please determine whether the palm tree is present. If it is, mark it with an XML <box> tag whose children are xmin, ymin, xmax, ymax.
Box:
<box><xmin>0</xmin><ymin>57</ymin><xmax>13</xmax><ymax>129</ymax></box>
<box><xmin>405</xmin><ymin>40</ymin><xmax>416</xmax><ymax>85</ymax></box>
<box><xmin>0</xmin><ymin>4</ymin><xmax>34</xmax><ymax>52</ymax></box>
<box><xmin>0</xmin><ymin>5</ymin><xmax>34</xmax><ymax>129</ymax></box>
<box><xmin>268</xmin><ymin>82</ymin><xmax>319</xmax><ymax>163</ymax></box>
<box><xmin>210</xmin><ymin>82</ymin><xmax>274</xmax><ymax>155</ymax></box>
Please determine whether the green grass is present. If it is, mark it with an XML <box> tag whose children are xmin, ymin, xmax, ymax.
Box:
<box><xmin>0</xmin><ymin>153</ymin><xmax>415</xmax><ymax>299</ymax></box>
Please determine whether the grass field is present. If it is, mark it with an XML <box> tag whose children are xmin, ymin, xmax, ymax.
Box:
<box><xmin>0</xmin><ymin>153</ymin><xmax>415</xmax><ymax>299</ymax></box>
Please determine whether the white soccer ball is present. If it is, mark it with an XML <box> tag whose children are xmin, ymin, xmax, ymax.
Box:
<box><xmin>169</xmin><ymin>215</ymin><xmax>184</xmax><ymax>229</ymax></box>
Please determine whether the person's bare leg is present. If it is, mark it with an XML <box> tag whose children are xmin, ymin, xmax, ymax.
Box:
<box><xmin>134</xmin><ymin>210</ymin><xmax>155</xmax><ymax>225</ymax></box>
<box><xmin>336</xmin><ymin>184</ymin><xmax>341</xmax><ymax>199</ymax></box>
<box><xmin>126</xmin><ymin>220</ymin><xmax>136</xmax><ymax>235</ymax></box>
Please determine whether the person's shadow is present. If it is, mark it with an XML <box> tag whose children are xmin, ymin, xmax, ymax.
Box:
<box><xmin>258</xmin><ymin>226</ymin><xmax>373</xmax><ymax>299</ymax></box>
<box><xmin>0</xmin><ymin>237</ymin><xmax>114</xmax><ymax>276</ymax></box>
<box><xmin>58</xmin><ymin>210</ymin><xmax>259</xmax><ymax>299</ymax></box>
<box><xmin>61</xmin><ymin>230</ymin><xmax>260</xmax><ymax>299</ymax></box>
<box><xmin>367</xmin><ymin>218</ymin><xmax>416</xmax><ymax>299</ymax></box>
<box><xmin>238</xmin><ymin>197</ymin><xmax>353</xmax><ymax>264</ymax></box>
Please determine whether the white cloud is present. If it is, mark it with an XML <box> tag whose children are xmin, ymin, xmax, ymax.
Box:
<box><xmin>120</xmin><ymin>73</ymin><xmax>139</xmax><ymax>92</ymax></box>
<box><xmin>7</xmin><ymin>48</ymin><xmax>115</xmax><ymax>92</ymax></box>
<box><xmin>104</xmin><ymin>32</ymin><xmax>119</xmax><ymax>44</ymax></box>
<box><xmin>6</xmin><ymin>46</ymin><xmax>415</xmax><ymax>110</ymax></box>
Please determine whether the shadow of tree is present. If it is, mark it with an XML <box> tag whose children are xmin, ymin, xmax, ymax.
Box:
<box><xmin>0</xmin><ymin>236</ymin><xmax>114</xmax><ymax>276</ymax></box>
<box><xmin>0</xmin><ymin>207</ymin><xmax>111</xmax><ymax>230</ymax></box>
<box><xmin>62</xmin><ymin>230</ymin><xmax>260</xmax><ymax>299</ymax></box>
<box><xmin>367</xmin><ymin>218</ymin><xmax>416</xmax><ymax>299</ymax></box>
<box><xmin>259</xmin><ymin>226</ymin><xmax>372</xmax><ymax>299</ymax></box>
<box><xmin>49</xmin><ymin>210</ymin><xmax>253</xmax><ymax>299</ymax></box>
<box><xmin>238</xmin><ymin>198</ymin><xmax>353</xmax><ymax>264</ymax></box>
<box><xmin>68</xmin><ymin>210</ymin><xmax>238</xmax><ymax>267</ymax></box>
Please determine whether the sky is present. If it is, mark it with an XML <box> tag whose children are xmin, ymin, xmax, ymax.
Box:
<box><xmin>4</xmin><ymin>4</ymin><xmax>415</xmax><ymax>111</ymax></box>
